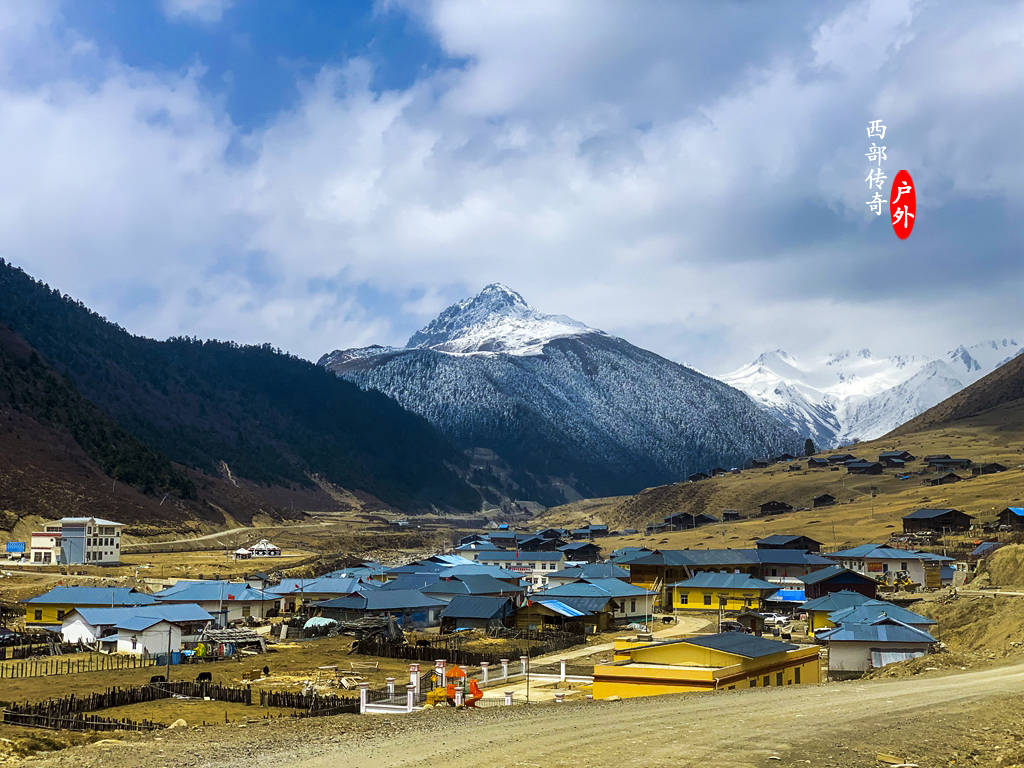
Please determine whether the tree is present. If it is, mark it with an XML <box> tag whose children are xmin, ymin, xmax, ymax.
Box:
<box><xmin>804</xmin><ymin>438</ymin><xmax>816</xmax><ymax>456</ymax></box>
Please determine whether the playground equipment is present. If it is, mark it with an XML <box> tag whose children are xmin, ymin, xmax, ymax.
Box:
<box><xmin>422</xmin><ymin>665</ymin><xmax>484</xmax><ymax>708</ymax></box>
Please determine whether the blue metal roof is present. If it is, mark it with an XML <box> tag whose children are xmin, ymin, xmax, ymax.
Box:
<box><xmin>268</xmin><ymin>577</ymin><xmax>373</xmax><ymax>596</ymax></box>
<box><xmin>681</xmin><ymin>632</ymin><xmax>798</xmax><ymax>658</ymax></box>
<box><xmin>421</xmin><ymin>574</ymin><xmax>522</xmax><ymax>596</ymax></box>
<box><xmin>439</xmin><ymin>595</ymin><xmax>513</xmax><ymax>620</ymax></box>
<box><xmin>670</xmin><ymin>572</ymin><xmax>779</xmax><ymax>590</ymax></box>
<box><xmin>316</xmin><ymin>590</ymin><xmax>446</xmax><ymax>612</ymax></box>
<box><xmin>827</xmin><ymin>544</ymin><xmax>933</xmax><ymax>560</ymax></box>
<box><xmin>379</xmin><ymin>574</ymin><xmax>441</xmax><ymax>591</ymax></box>
<box><xmin>73</xmin><ymin>604</ymin><xmax>213</xmax><ymax>626</ymax></box>
<box><xmin>478</xmin><ymin>551</ymin><xmax>565</xmax><ymax>562</ymax></box>
<box><xmin>1005</xmin><ymin>507</ymin><xmax>1024</xmax><ymax>517</ymax></box>
<box><xmin>756</xmin><ymin>534</ymin><xmax>819</xmax><ymax>546</ymax></box>
<box><xmin>971</xmin><ymin>541</ymin><xmax>1004</xmax><ymax>558</ymax></box>
<box><xmin>23</xmin><ymin>587</ymin><xmax>157</xmax><ymax>606</ymax></box>
<box><xmin>828</xmin><ymin>600</ymin><xmax>936</xmax><ymax>626</ymax></box>
<box><xmin>531</xmin><ymin>598</ymin><xmax>588</xmax><ymax>617</ymax></box>
<box><xmin>819</xmin><ymin>617</ymin><xmax>936</xmax><ymax>643</ymax></box>
<box><xmin>540</xmin><ymin>579</ymin><xmax>653</xmax><ymax>599</ymax></box>
<box><xmin>623</xmin><ymin>549</ymin><xmax>831</xmax><ymax>568</ymax></box>
<box><xmin>800</xmin><ymin>590</ymin><xmax>874</xmax><ymax>613</ymax></box>
<box><xmin>549</xmin><ymin>563</ymin><xmax>630</xmax><ymax>580</ymax></box>
<box><xmin>800</xmin><ymin>565</ymin><xmax>875</xmax><ymax>585</ymax></box>
<box><xmin>153</xmin><ymin>582</ymin><xmax>270</xmax><ymax>603</ymax></box>
<box><xmin>767</xmin><ymin>589</ymin><xmax>806</xmax><ymax>603</ymax></box>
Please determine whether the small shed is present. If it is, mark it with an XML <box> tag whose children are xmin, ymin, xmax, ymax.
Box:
<box><xmin>735</xmin><ymin>611</ymin><xmax>766</xmax><ymax>636</ymax></box>
<box><xmin>687</xmin><ymin>472</ymin><xmax>710</xmax><ymax>482</ymax></box>
<box><xmin>973</xmin><ymin>463</ymin><xmax>1007</xmax><ymax>476</ymax></box>
<box><xmin>812</xmin><ymin>493</ymin><xmax>837</xmax><ymax>508</ymax></box>
<box><xmin>807</xmin><ymin>458</ymin><xmax>830</xmax><ymax>468</ymax></box>
<box><xmin>847</xmin><ymin>461</ymin><xmax>883</xmax><ymax>475</ymax></box>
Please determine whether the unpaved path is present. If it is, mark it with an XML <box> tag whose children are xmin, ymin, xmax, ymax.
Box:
<box><xmin>36</xmin><ymin>660</ymin><xmax>1024</xmax><ymax>768</ymax></box>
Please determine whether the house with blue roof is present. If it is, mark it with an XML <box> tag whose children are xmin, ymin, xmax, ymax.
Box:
<box><xmin>547</xmin><ymin>562</ymin><xmax>630</xmax><ymax>587</ymax></box>
<box><xmin>669</xmin><ymin>572</ymin><xmax>780</xmax><ymax>612</ymax></box>
<box><xmin>61</xmin><ymin>603</ymin><xmax>213</xmax><ymax>655</ymax></box>
<box><xmin>537</xmin><ymin>578</ymin><xmax>655</xmax><ymax>621</ymax></box>
<box><xmin>819</xmin><ymin>615</ymin><xmax>936</xmax><ymax>677</ymax></box>
<box><xmin>824</xmin><ymin>544</ymin><xmax>938</xmax><ymax>587</ymax></box>
<box><xmin>514</xmin><ymin>595</ymin><xmax>613</xmax><ymax>634</ymax></box>
<box><xmin>313</xmin><ymin>590</ymin><xmax>446</xmax><ymax>628</ymax></box>
<box><xmin>827</xmin><ymin>600</ymin><xmax>936</xmax><ymax>633</ymax></box>
<box><xmin>267</xmin><ymin>576</ymin><xmax>377</xmax><ymax>612</ymax></box>
<box><xmin>999</xmin><ymin>507</ymin><xmax>1024</xmax><ymax>530</ymax></box>
<box><xmin>799</xmin><ymin>565</ymin><xmax>878</xmax><ymax>601</ymax></box>
<box><xmin>801</xmin><ymin>590</ymin><xmax>875</xmax><ymax>632</ymax></box>
<box><xmin>420</xmin><ymin>574</ymin><xmax>525</xmax><ymax>603</ymax></box>
<box><xmin>22</xmin><ymin>587</ymin><xmax>157</xmax><ymax>632</ymax></box>
<box><xmin>153</xmin><ymin>581</ymin><xmax>277</xmax><ymax>625</ymax></box>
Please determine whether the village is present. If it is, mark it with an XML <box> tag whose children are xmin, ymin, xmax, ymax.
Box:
<box><xmin>2</xmin><ymin>439</ymin><xmax>1024</xmax><ymax>766</ymax></box>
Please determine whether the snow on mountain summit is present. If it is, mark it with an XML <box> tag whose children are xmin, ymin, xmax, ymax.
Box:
<box><xmin>405</xmin><ymin>283</ymin><xmax>602</xmax><ymax>355</ymax></box>
<box><xmin>723</xmin><ymin>339</ymin><xmax>1021</xmax><ymax>447</ymax></box>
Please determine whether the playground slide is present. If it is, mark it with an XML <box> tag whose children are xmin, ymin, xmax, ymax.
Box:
<box><xmin>466</xmin><ymin>679</ymin><xmax>483</xmax><ymax>707</ymax></box>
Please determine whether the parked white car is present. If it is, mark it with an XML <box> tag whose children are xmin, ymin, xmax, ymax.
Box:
<box><xmin>759</xmin><ymin>612</ymin><xmax>790</xmax><ymax>626</ymax></box>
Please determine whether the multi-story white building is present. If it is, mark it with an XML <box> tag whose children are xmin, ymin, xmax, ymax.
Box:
<box><xmin>473</xmin><ymin>551</ymin><xmax>566</xmax><ymax>588</ymax></box>
<box><xmin>30</xmin><ymin>517</ymin><xmax>124</xmax><ymax>565</ymax></box>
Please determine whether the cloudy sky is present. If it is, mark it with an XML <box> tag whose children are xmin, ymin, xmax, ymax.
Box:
<box><xmin>1</xmin><ymin>0</ymin><xmax>1022</xmax><ymax>373</ymax></box>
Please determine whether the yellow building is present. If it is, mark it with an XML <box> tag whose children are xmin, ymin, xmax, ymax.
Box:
<box><xmin>22</xmin><ymin>587</ymin><xmax>158</xmax><ymax>631</ymax></box>
<box><xmin>670</xmin><ymin>572</ymin><xmax>780</xmax><ymax>612</ymax></box>
<box><xmin>593</xmin><ymin>633</ymin><xmax>821</xmax><ymax>700</ymax></box>
<box><xmin>800</xmin><ymin>591</ymin><xmax>874</xmax><ymax>632</ymax></box>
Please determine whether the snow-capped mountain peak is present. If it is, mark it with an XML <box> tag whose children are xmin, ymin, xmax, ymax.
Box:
<box><xmin>722</xmin><ymin>338</ymin><xmax>1021</xmax><ymax>448</ymax></box>
<box><xmin>405</xmin><ymin>283</ymin><xmax>602</xmax><ymax>355</ymax></box>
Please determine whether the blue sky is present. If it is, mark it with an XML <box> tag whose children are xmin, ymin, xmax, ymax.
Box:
<box><xmin>1</xmin><ymin>0</ymin><xmax>1022</xmax><ymax>373</ymax></box>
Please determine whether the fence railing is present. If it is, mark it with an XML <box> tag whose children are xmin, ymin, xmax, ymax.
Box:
<box><xmin>1</xmin><ymin>709</ymin><xmax>162</xmax><ymax>732</ymax></box>
<box><xmin>258</xmin><ymin>689</ymin><xmax>359</xmax><ymax>717</ymax></box>
<box><xmin>0</xmin><ymin>653</ymin><xmax>157</xmax><ymax>679</ymax></box>
<box><xmin>355</xmin><ymin>633</ymin><xmax>583</xmax><ymax>668</ymax></box>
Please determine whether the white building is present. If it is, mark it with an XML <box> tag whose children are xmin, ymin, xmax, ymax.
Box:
<box><xmin>61</xmin><ymin>604</ymin><xmax>212</xmax><ymax>655</ymax></box>
<box><xmin>30</xmin><ymin>517</ymin><xmax>125</xmax><ymax>565</ymax></box>
<box><xmin>474</xmin><ymin>551</ymin><xmax>566</xmax><ymax>588</ymax></box>
<box><xmin>819</xmin><ymin>616</ymin><xmax>936</xmax><ymax>677</ymax></box>
<box><xmin>247</xmin><ymin>539</ymin><xmax>281</xmax><ymax>557</ymax></box>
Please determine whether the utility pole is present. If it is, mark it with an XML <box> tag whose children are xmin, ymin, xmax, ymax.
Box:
<box><xmin>165</xmin><ymin>624</ymin><xmax>172</xmax><ymax>681</ymax></box>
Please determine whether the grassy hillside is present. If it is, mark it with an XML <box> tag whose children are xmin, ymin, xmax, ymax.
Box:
<box><xmin>542</xmin><ymin>399</ymin><xmax>1024</xmax><ymax>551</ymax></box>
<box><xmin>0</xmin><ymin>260</ymin><xmax>480</xmax><ymax>514</ymax></box>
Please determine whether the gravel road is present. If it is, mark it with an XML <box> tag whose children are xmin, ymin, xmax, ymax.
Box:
<box><xmin>26</xmin><ymin>660</ymin><xmax>1024</xmax><ymax>768</ymax></box>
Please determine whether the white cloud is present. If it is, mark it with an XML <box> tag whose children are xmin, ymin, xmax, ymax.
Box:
<box><xmin>0</xmin><ymin>0</ymin><xmax>1023</xmax><ymax>374</ymax></box>
<box><xmin>160</xmin><ymin>0</ymin><xmax>234</xmax><ymax>24</ymax></box>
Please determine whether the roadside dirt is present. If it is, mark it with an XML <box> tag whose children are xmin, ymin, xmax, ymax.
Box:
<box><xmin>20</xmin><ymin>659</ymin><xmax>1024</xmax><ymax>768</ymax></box>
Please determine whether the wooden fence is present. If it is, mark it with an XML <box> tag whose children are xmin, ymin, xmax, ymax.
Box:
<box><xmin>355</xmin><ymin>634</ymin><xmax>582</xmax><ymax>667</ymax></box>
<box><xmin>1</xmin><ymin>709</ymin><xmax>163</xmax><ymax>732</ymax></box>
<box><xmin>258</xmin><ymin>689</ymin><xmax>358</xmax><ymax>717</ymax></box>
<box><xmin>0</xmin><ymin>653</ymin><xmax>157</xmax><ymax>679</ymax></box>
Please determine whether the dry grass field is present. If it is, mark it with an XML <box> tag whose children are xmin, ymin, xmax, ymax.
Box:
<box><xmin>542</xmin><ymin>400</ymin><xmax>1024</xmax><ymax>550</ymax></box>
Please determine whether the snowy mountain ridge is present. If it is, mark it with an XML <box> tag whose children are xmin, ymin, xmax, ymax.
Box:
<box><xmin>319</xmin><ymin>285</ymin><xmax>801</xmax><ymax>505</ymax></box>
<box><xmin>721</xmin><ymin>339</ymin><xmax>1021</xmax><ymax>447</ymax></box>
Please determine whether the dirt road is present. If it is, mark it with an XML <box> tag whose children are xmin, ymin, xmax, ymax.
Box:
<box><xmin>34</xmin><ymin>660</ymin><xmax>1024</xmax><ymax>768</ymax></box>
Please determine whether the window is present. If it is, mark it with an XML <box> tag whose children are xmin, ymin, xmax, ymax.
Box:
<box><xmin>56</xmin><ymin>609</ymin><xmax>65</xmax><ymax>620</ymax></box>
<box><xmin>776</xmin><ymin>672</ymin><xmax>783</xmax><ymax>686</ymax></box>
<box><xmin>719</xmin><ymin>596</ymin><xmax>727</xmax><ymax>607</ymax></box>
<box><xmin>679</xmin><ymin>594</ymin><xmax>688</xmax><ymax>605</ymax></box>
<box><xmin>901</xmin><ymin>562</ymin><xmax>908</xmax><ymax>571</ymax></box>
<box><xmin>34</xmin><ymin>610</ymin><xmax>42</xmax><ymax>621</ymax></box>
<box><xmin>242</xmin><ymin>605</ymin><xmax>251</xmax><ymax>618</ymax></box>
<box><xmin>794</xmin><ymin>668</ymin><xmax>801</xmax><ymax>684</ymax></box>
<box><xmin>749</xmin><ymin>679</ymin><xmax>756</xmax><ymax>687</ymax></box>
<box><xmin>762</xmin><ymin>676</ymin><xmax>769</xmax><ymax>687</ymax></box>
<box><xmin>727</xmin><ymin>685</ymin><xmax>735</xmax><ymax>690</ymax></box>
<box><xmin>703</xmin><ymin>593</ymin><xmax>712</xmax><ymax>606</ymax></box>
<box><xmin>630</xmin><ymin>599</ymin><xmax>636</xmax><ymax>613</ymax></box>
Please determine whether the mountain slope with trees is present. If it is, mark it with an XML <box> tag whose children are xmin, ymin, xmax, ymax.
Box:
<box><xmin>0</xmin><ymin>260</ymin><xmax>480</xmax><ymax>516</ymax></box>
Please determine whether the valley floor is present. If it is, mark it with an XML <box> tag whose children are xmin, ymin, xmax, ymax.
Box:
<box><xmin>25</xmin><ymin>660</ymin><xmax>1024</xmax><ymax>768</ymax></box>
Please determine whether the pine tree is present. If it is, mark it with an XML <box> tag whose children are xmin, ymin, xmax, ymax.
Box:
<box><xmin>804</xmin><ymin>437</ymin><xmax>816</xmax><ymax>456</ymax></box>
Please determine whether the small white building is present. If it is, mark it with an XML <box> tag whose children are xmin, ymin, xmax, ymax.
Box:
<box><xmin>247</xmin><ymin>539</ymin><xmax>281</xmax><ymax>557</ymax></box>
<box><xmin>233</xmin><ymin>548</ymin><xmax>252</xmax><ymax>560</ymax></box>
<box><xmin>474</xmin><ymin>551</ymin><xmax>566</xmax><ymax>588</ymax></box>
<box><xmin>61</xmin><ymin>604</ymin><xmax>212</xmax><ymax>654</ymax></box>
<box><xmin>820</xmin><ymin>616</ymin><xmax>936</xmax><ymax>677</ymax></box>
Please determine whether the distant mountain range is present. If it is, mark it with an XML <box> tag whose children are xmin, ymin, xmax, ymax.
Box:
<box><xmin>721</xmin><ymin>340</ymin><xmax>1022</xmax><ymax>448</ymax></box>
<box><xmin>0</xmin><ymin>260</ymin><xmax>480</xmax><ymax>523</ymax></box>
<box><xmin>320</xmin><ymin>283</ymin><xmax>802</xmax><ymax>505</ymax></box>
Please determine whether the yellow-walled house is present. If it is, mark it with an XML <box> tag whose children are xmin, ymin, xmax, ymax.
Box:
<box><xmin>22</xmin><ymin>587</ymin><xmax>158</xmax><ymax>631</ymax></box>
<box><xmin>670</xmin><ymin>572</ymin><xmax>780</xmax><ymax>612</ymax></box>
<box><xmin>593</xmin><ymin>632</ymin><xmax>821</xmax><ymax>700</ymax></box>
<box><xmin>800</xmin><ymin>591</ymin><xmax>874</xmax><ymax>632</ymax></box>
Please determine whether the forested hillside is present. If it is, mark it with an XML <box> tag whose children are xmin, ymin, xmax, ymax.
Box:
<box><xmin>0</xmin><ymin>260</ymin><xmax>479</xmax><ymax>513</ymax></box>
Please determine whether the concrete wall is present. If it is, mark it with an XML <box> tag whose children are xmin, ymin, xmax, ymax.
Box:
<box><xmin>828</xmin><ymin>641</ymin><xmax>931</xmax><ymax>673</ymax></box>
<box><xmin>118</xmin><ymin>623</ymin><xmax>180</xmax><ymax>655</ymax></box>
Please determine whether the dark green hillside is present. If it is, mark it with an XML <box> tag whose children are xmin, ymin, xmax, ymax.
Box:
<box><xmin>0</xmin><ymin>323</ymin><xmax>194</xmax><ymax>498</ymax></box>
<box><xmin>0</xmin><ymin>260</ymin><xmax>479</xmax><ymax>512</ymax></box>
